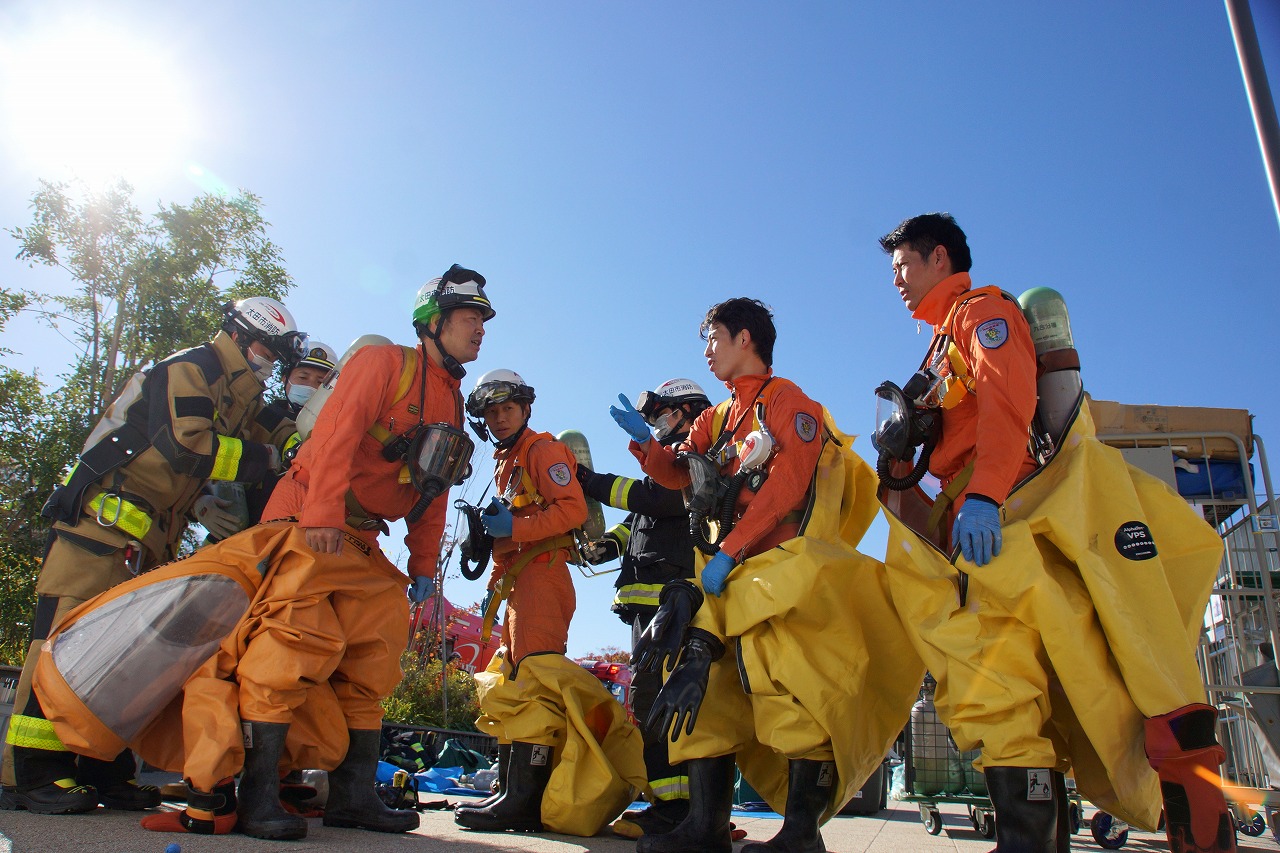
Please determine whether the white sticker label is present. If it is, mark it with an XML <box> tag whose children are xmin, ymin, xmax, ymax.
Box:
<box><xmin>1025</xmin><ymin>769</ymin><xmax>1052</xmax><ymax>801</ymax></box>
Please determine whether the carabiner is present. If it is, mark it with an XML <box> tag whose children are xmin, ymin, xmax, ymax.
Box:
<box><xmin>96</xmin><ymin>492</ymin><xmax>123</xmax><ymax>528</ymax></box>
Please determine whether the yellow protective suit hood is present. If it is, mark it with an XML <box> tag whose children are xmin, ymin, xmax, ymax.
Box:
<box><xmin>473</xmin><ymin>651</ymin><xmax>648</xmax><ymax>836</ymax></box>
<box><xmin>880</xmin><ymin>399</ymin><xmax>1222</xmax><ymax>830</ymax></box>
<box><xmin>675</xmin><ymin>410</ymin><xmax>925</xmax><ymax>822</ymax></box>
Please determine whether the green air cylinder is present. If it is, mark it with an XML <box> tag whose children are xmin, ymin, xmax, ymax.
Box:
<box><xmin>1018</xmin><ymin>287</ymin><xmax>1082</xmax><ymax>443</ymax></box>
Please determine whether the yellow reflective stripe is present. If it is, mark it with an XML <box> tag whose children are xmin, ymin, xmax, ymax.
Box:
<box><xmin>650</xmin><ymin>775</ymin><xmax>690</xmax><ymax>801</ymax></box>
<box><xmin>283</xmin><ymin>432</ymin><xmax>302</xmax><ymax>455</ymax></box>
<box><xmin>211</xmin><ymin>435</ymin><xmax>243</xmax><ymax>481</ymax></box>
<box><xmin>5</xmin><ymin>714</ymin><xmax>69</xmax><ymax>752</ymax></box>
<box><xmin>613</xmin><ymin>583</ymin><xmax>663</xmax><ymax>608</ymax></box>
<box><xmin>61</xmin><ymin>463</ymin><xmax>77</xmax><ymax>485</ymax></box>
<box><xmin>86</xmin><ymin>492</ymin><xmax>151</xmax><ymax>540</ymax></box>
<box><xmin>606</xmin><ymin>523</ymin><xmax>631</xmax><ymax>549</ymax></box>
<box><xmin>609</xmin><ymin>477</ymin><xmax>636</xmax><ymax>509</ymax></box>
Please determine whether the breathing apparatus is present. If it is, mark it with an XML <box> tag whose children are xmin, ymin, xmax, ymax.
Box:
<box><xmin>454</xmin><ymin>498</ymin><xmax>496</xmax><ymax>581</ymax></box>
<box><xmin>465</xmin><ymin>369</ymin><xmax>536</xmax><ymax>449</ymax></box>
<box><xmin>872</xmin><ymin>367</ymin><xmax>946</xmax><ymax>491</ymax></box>
<box><xmin>1018</xmin><ymin>286</ymin><xmax>1082</xmax><ymax>456</ymax></box>
<box><xmin>412</xmin><ymin>264</ymin><xmax>494</xmax><ymax>381</ymax></box>
<box><xmin>678</xmin><ymin>402</ymin><xmax>776</xmax><ymax>555</ymax></box>
<box><xmin>403</xmin><ymin>423</ymin><xmax>475</xmax><ymax>523</ymax></box>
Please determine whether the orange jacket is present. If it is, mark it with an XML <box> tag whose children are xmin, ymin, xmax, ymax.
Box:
<box><xmin>913</xmin><ymin>272</ymin><xmax>1038</xmax><ymax>506</ymax></box>
<box><xmin>281</xmin><ymin>344</ymin><xmax>463</xmax><ymax>579</ymax></box>
<box><xmin>635</xmin><ymin>373</ymin><xmax>824</xmax><ymax>562</ymax></box>
<box><xmin>491</xmin><ymin>428</ymin><xmax>589</xmax><ymax>570</ymax></box>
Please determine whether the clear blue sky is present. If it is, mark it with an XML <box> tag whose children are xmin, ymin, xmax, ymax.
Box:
<box><xmin>2</xmin><ymin>2</ymin><xmax>1278</xmax><ymax>657</ymax></box>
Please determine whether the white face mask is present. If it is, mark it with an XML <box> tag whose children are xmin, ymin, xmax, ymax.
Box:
<box><xmin>247</xmin><ymin>349</ymin><xmax>276</xmax><ymax>383</ymax></box>
<box><xmin>287</xmin><ymin>384</ymin><xmax>316</xmax><ymax>408</ymax></box>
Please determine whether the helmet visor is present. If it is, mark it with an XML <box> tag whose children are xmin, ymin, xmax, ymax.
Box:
<box><xmin>466</xmin><ymin>381</ymin><xmax>530</xmax><ymax>418</ymax></box>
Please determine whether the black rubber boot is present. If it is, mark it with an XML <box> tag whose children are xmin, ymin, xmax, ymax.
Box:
<box><xmin>11</xmin><ymin>745</ymin><xmax>97</xmax><ymax>815</ymax></box>
<box><xmin>1052</xmin><ymin>771</ymin><xmax>1071</xmax><ymax>852</ymax></box>
<box><xmin>236</xmin><ymin>721</ymin><xmax>307</xmax><ymax>840</ymax></box>
<box><xmin>741</xmin><ymin>759</ymin><xmax>835</xmax><ymax>852</ymax></box>
<box><xmin>79</xmin><ymin>749</ymin><xmax>161</xmax><ymax>810</ymax></box>
<box><xmin>637</xmin><ymin>754</ymin><xmax>735</xmax><ymax>853</ymax></box>
<box><xmin>985</xmin><ymin>766</ymin><xmax>1058</xmax><ymax>853</ymax></box>
<box><xmin>454</xmin><ymin>741</ymin><xmax>553</xmax><ymax>832</ymax></box>
<box><xmin>614</xmin><ymin>799</ymin><xmax>691</xmax><ymax>838</ymax></box>
<box><xmin>323</xmin><ymin>729</ymin><xmax>419</xmax><ymax>833</ymax></box>
<box><xmin>471</xmin><ymin>743</ymin><xmax>510</xmax><ymax>809</ymax></box>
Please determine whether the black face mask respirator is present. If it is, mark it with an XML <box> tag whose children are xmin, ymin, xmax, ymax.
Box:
<box><xmin>872</xmin><ymin>368</ymin><xmax>945</xmax><ymax>491</ymax></box>
<box><xmin>401</xmin><ymin>423</ymin><xmax>475</xmax><ymax>522</ymax></box>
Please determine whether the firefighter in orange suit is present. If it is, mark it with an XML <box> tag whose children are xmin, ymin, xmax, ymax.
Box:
<box><xmin>136</xmin><ymin>266</ymin><xmax>493</xmax><ymax>840</ymax></box>
<box><xmin>614</xmin><ymin>298</ymin><xmax>850</xmax><ymax>853</ymax></box>
<box><xmin>1</xmin><ymin>297</ymin><xmax>303</xmax><ymax>817</ymax></box>
<box><xmin>877</xmin><ymin>213</ymin><xmax>1235</xmax><ymax>853</ymax></box>
<box><xmin>456</xmin><ymin>368</ymin><xmax>642</xmax><ymax>835</ymax></box>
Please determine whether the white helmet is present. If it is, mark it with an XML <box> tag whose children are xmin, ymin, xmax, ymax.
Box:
<box><xmin>637</xmin><ymin>377</ymin><xmax>711</xmax><ymax>446</ymax></box>
<box><xmin>465</xmin><ymin>369</ymin><xmax>536</xmax><ymax>419</ymax></box>
<box><xmin>222</xmin><ymin>296</ymin><xmax>304</xmax><ymax>362</ymax></box>
<box><xmin>412</xmin><ymin>264</ymin><xmax>495</xmax><ymax>331</ymax></box>
<box><xmin>293</xmin><ymin>340</ymin><xmax>337</xmax><ymax>372</ymax></box>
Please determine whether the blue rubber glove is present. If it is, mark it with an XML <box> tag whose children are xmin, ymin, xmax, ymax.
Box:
<box><xmin>700</xmin><ymin>551</ymin><xmax>736</xmax><ymax>597</ymax></box>
<box><xmin>610</xmin><ymin>394</ymin><xmax>652</xmax><ymax>444</ymax></box>
<box><xmin>481</xmin><ymin>497</ymin><xmax>513</xmax><ymax>538</ymax></box>
<box><xmin>953</xmin><ymin>495</ymin><xmax>1002</xmax><ymax>567</ymax></box>
<box><xmin>408</xmin><ymin>575</ymin><xmax>436</xmax><ymax>603</ymax></box>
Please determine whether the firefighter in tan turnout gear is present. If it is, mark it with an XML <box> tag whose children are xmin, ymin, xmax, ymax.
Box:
<box><xmin>1</xmin><ymin>297</ymin><xmax>303</xmax><ymax>815</ymax></box>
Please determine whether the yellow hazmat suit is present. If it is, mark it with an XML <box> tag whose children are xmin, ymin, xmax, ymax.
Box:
<box><xmin>880</xmin><ymin>399</ymin><xmax>1221</xmax><ymax>829</ymax></box>
<box><xmin>672</xmin><ymin>411</ymin><xmax>924</xmax><ymax>820</ymax></box>
<box><xmin>473</xmin><ymin>651</ymin><xmax>649</xmax><ymax>836</ymax></box>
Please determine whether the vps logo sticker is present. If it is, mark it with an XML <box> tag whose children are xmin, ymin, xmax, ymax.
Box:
<box><xmin>1114</xmin><ymin>520</ymin><xmax>1158</xmax><ymax>561</ymax></box>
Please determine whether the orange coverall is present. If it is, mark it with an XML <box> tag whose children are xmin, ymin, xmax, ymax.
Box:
<box><xmin>148</xmin><ymin>344</ymin><xmax>461</xmax><ymax>789</ymax></box>
<box><xmin>489</xmin><ymin>428</ymin><xmax>587</xmax><ymax>664</ymax></box>
<box><xmin>635</xmin><ymin>373</ymin><xmax>824</xmax><ymax>562</ymax></box>
<box><xmin>914</xmin><ymin>272</ymin><xmax>1039</xmax><ymax>510</ymax></box>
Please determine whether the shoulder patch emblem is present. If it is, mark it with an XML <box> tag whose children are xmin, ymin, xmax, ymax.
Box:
<box><xmin>795</xmin><ymin>412</ymin><xmax>818</xmax><ymax>442</ymax></box>
<box><xmin>976</xmin><ymin>318</ymin><xmax>1008</xmax><ymax>349</ymax></box>
<box><xmin>548</xmin><ymin>462</ymin><xmax>573</xmax><ymax>487</ymax></box>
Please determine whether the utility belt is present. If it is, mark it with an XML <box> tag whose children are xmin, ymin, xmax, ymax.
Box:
<box><xmin>480</xmin><ymin>533</ymin><xmax>575</xmax><ymax>641</ymax></box>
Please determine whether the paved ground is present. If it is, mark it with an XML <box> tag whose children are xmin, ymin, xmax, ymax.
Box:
<box><xmin>2</xmin><ymin>795</ymin><xmax>1278</xmax><ymax>853</ymax></box>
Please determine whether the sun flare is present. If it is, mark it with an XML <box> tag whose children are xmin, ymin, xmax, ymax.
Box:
<box><xmin>0</xmin><ymin>21</ymin><xmax>197</xmax><ymax>185</ymax></box>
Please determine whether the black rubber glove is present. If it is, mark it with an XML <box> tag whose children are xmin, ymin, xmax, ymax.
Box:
<box><xmin>575</xmin><ymin>463</ymin><xmax>594</xmax><ymax>488</ymax></box>
<box><xmin>632</xmin><ymin>579</ymin><xmax>704</xmax><ymax>674</ymax></box>
<box><xmin>646</xmin><ymin>627</ymin><xmax>725</xmax><ymax>743</ymax></box>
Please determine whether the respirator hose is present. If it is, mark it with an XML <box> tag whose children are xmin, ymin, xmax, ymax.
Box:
<box><xmin>876</xmin><ymin>434</ymin><xmax>936</xmax><ymax>492</ymax></box>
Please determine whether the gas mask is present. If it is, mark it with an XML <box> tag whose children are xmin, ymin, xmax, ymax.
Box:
<box><xmin>872</xmin><ymin>368</ymin><xmax>945</xmax><ymax>490</ymax></box>
<box><xmin>404</xmin><ymin>423</ymin><xmax>475</xmax><ymax>522</ymax></box>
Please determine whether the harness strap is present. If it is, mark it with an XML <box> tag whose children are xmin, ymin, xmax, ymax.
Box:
<box><xmin>480</xmin><ymin>533</ymin><xmax>576</xmax><ymax>641</ymax></box>
<box><xmin>925</xmin><ymin>461</ymin><xmax>976</xmax><ymax>533</ymax></box>
<box><xmin>366</xmin><ymin>346</ymin><xmax>420</xmax><ymax>447</ymax></box>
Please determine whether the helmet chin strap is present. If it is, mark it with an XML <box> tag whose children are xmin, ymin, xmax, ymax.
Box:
<box><xmin>494</xmin><ymin>421</ymin><xmax>528</xmax><ymax>450</ymax></box>
<box><xmin>422</xmin><ymin>321</ymin><xmax>466</xmax><ymax>380</ymax></box>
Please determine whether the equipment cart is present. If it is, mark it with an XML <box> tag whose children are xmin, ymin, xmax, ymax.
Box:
<box><xmin>897</xmin><ymin>676</ymin><xmax>1083</xmax><ymax>841</ymax></box>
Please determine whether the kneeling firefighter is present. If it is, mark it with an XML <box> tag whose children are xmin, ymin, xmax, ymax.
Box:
<box><xmin>876</xmin><ymin>213</ymin><xmax>1234</xmax><ymax>853</ymax></box>
<box><xmin>33</xmin><ymin>266</ymin><xmax>493</xmax><ymax>840</ymax></box>
<box><xmin>612</xmin><ymin>297</ymin><xmax>923</xmax><ymax>853</ymax></box>
<box><xmin>454</xmin><ymin>369</ymin><xmax>647</xmax><ymax>837</ymax></box>
<box><xmin>2</xmin><ymin>296</ymin><xmax>303</xmax><ymax>816</ymax></box>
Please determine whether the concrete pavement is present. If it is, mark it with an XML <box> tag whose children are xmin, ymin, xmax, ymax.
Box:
<box><xmin>2</xmin><ymin>795</ymin><xmax>1279</xmax><ymax>853</ymax></box>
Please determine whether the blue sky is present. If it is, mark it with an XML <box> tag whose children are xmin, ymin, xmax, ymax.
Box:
<box><xmin>2</xmin><ymin>2</ymin><xmax>1278</xmax><ymax>657</ymax></box>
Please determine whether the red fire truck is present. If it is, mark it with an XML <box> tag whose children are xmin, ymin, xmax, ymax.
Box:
<box><xmin>580</xmin><ymin>659</ymin><xmax>635</xmax><ymax>724</ymax></box>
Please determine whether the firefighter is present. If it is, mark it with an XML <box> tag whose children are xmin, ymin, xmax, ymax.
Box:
<box><xmin>612</xmin><ymin>298</ymin><xmax>921</xmax><ymax>853</ymax></box>
<box><xmin>195</xmin><ymin>339</ymin><xmax>338</xmax><ymax>542</ymax></box>
<box><xmin>129</xmin><ymin>265</ymin><xmax>492</xmax><ymax>839</ymax></box>
<box><xmin>876</xmin><ymin>212</ymin><xmax>1235</xmax><ymax>853</ymax></box>
<box><xmin>0</xmin><ymin>296</ymin><xmax>303</xmax><ymax>816</ymax></box>
<box><xmin>576</xmin><ymin>377</ymin><xmax>711</xmax><ymax>839</ymax></box>
<box><xmin>454</xmin><ymin>369</ymin><xmax>646</xmax><ymax>836</ymax></box>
